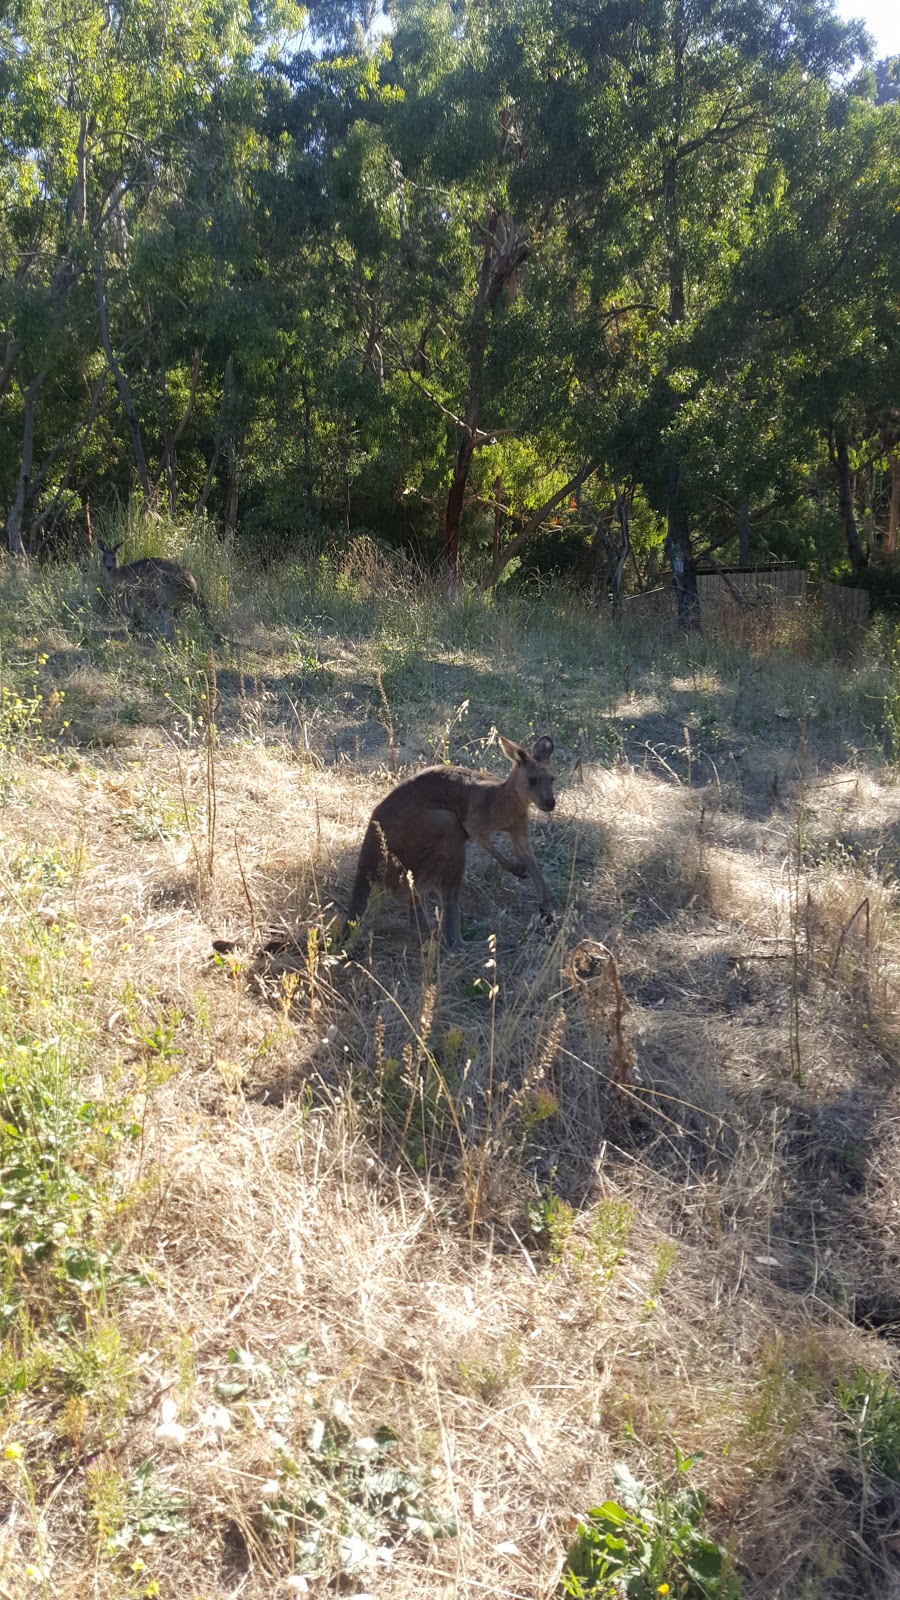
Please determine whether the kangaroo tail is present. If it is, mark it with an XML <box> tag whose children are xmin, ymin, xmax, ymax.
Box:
<box><xmin>346</xmin><ymin>822</ymin><xmax>387</xmax><ymax>929</ymax></box>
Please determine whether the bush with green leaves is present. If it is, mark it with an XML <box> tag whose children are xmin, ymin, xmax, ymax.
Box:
<box><xmin>563</xmin><ymin>1455</ymin><xmax>740</xmax><ymax>1600</ymax></box>
<box><xmin>837</xmin><ymin>1367</ymin><xmax>900</xmax><ymax>1480</ymax></box>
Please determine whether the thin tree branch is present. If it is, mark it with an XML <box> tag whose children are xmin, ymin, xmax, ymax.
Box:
<box><xmin>482</xmin><ymin>462</ymin><xmax>598</xmax><ymax>590</ymax></box>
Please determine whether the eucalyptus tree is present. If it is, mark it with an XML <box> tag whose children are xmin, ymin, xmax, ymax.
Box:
<box><xmin>735</xmin><ymin>78</ymin><xmax>900</xmax><ymax>572</ymax></box>
<box><xmin>1</xmin><ymin>0</ymin><xmax>301</xmax><ymax>553</ymax></box>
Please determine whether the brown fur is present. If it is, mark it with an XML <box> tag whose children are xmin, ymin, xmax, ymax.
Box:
<box><xmin>100</xmin><ymin>543</ymin><xmax>223</xmax><ymax>642</ymax></box>
<box><xmin>347</xmin><ymin>735</ymin><xmax>555</xmax><ymax>948</ymax></box>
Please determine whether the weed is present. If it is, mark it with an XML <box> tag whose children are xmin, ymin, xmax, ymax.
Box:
<box><xmin>0</xmin><ymin>653</ymin><xmax>67</xmax><ymax>800</ymax></box>
<box><xmin>836</xmin><ymin>1367</ymin><xmax>900</xmax><ymax>1481</ymax></box>
<box><xmin>0</xmin><ymin>920</ymin><xmax>139</xmax><ymax>1321</ymax></box>
<box><xmin>117</xmin><ymin>780</ymin><xmax>190</xmax><ymax>842</ymax></box>
<box><xmin>56</xmin><ymin>1322</ymin><xmax>136</xmax><ymax>1444</ymax></box>
<box><xmin>460</xmin><ymin>1341</ymin><xmax>521</xmax><ymax>1401</ymax></box>
<box><xmin>525</xmin><ymin>1189</ymin><xmax>575</xmax><ymax>1264</ymax></box>
<box><xmin>262</xmin><ymin>1414</ymin><xmax>456</xmax><ymax>1581</ymax></box>
<box><xmin>589</xmin><ymin>1200</ymin><xmax>635</xmax><ymax>1283</ymax></box>
<box><xmin>564</xmin><ymin>1454</ymin><xmax>740</xmax><ymax>1600</ymax></box>
<box><xmin>92</xmin><ymin>1459</ymin><xmax>190</xmax><ymax>1555</ymax></box>
<box><xmin>740</xmin><ymin>1339</ymin><xmax>818</xmax><ymax>1471</ymax></box>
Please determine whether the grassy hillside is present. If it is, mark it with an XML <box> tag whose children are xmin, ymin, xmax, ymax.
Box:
<box><xmin>2</xmin><ymin>529</ymin><xmax>900</xmax><ymax>1600</ymax></box>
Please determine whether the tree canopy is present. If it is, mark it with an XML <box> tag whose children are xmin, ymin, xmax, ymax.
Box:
<box><xmin>2</xmin><ymin>0</ymin><xmax>898</xmax><ymax>608</ymax></box>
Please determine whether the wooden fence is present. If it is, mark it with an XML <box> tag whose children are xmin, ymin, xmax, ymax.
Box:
<box><xmin>818</xmin><ymin>579</ymin><xmax>870</xmax><ymax>629</ymax></box>
<box><xmin>624</xmin><ymin>568</ymin><xmax>870</xmax><ymax>630</ymax></box>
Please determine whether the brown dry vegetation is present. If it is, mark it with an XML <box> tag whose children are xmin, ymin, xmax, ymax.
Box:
<box><xmin>2</xmin><ymin>534</ymin><xmax>900</xmax><ymax>1600</ymax></box>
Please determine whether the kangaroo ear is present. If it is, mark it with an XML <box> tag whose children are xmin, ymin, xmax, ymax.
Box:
<box><xmin>532</xmin><ymin>735</ymin><xmax>554</xmax><ymax>763</ymax></box>
<box><xmin>499</xmin><ymin>734</ymin><xmax>529</xmax><ymax>766</ymax></box>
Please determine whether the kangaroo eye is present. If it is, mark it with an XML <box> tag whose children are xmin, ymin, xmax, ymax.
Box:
<box><xmin>528</xmin><ymin>775</ymin><xmax>537</xmax><ymax>787</ymax></box>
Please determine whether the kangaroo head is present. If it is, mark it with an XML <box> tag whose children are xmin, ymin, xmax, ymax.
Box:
<box><xmin>498</xmin><ymin>734</ymin><xmax>556</xmax><ymax>812</ymax></box>
<box><xmin>100</xmin><ymin>542</ymin><xmax>125</xmax><ymax>576</ymax></box>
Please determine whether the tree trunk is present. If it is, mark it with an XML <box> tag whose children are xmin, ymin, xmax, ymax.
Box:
<box><xmin>738</xmin><ymin>494</ymin><xmax>750</xmax><ymax>566</ymax></box>
<box><xmin>611</xmin><ymin>481</ymin><xmax>631</xmax><ymax>622</ymax></box>
<box><xmin>887</xmin><ymin>456</ymin><xmax>900</xmax><ymax>558</ymax></box>
<box><xmin>661</xmin><ymin>0</ymin><xmax>700</xmax><ymax>630</ymax></box>
<box><xmin>224</xmin><ymin>435</ymin><xmax>239</xmax><ymax>547</ymax></box>
<box><xmin>154</xmin><ymin>347</ymin><xmax>202</xmax><ymax>511</ymax></box>
<box><xmin>75</xmin><ymin>112</ymin><xmax>88</xmax><ymax>230</ymax></box>
<box><xmin>7</xmin><ymin>373</ymin><xmax>43</xmax><ymax>557</ymax></box>
<box><xmin>299</xmin><ymin>372</ymin><xmax>314</xmax><ymax>509</ymax></box>
<box><xmin>0</xmin><ymin>333</ymin><xmax>16</xmax><ymax>400</ymax></box>
<box><xmin>443</xmin><ymin>208</ymin><xmax>527</xmax><ymax>578</ymax></box>
<box><xmin>443</xmin><ymin>434</ymin><xmax>475</xmax><ymax>579</ymax></box>
<box><xmin>665</xmin><ymin>461</ymin><xmax>699</xmax><ymax>628</ymax></box>
<box><xmin>25</xmin><ymin>373</ymin><xmax>107</xmax><ymax>552</ymax></box>
<box><xmin>830</xmin><ymin>422</ymin><xmax>866</xmax><ymax>573</ymax></box>
<box><xmin>96</xmin><ymin>252</ymin><xmax>151</xmax><ymax>501</ymax></box>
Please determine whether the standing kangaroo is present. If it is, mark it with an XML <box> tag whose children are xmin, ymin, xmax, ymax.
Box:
<box><xmin>347</xmin><ymin>735</ymin><xmax>556</xmax><ymax>949</ymax></box>
<box><xmin>100</xmin><ymin>543</ymin><xmax>224</xmax><ymax>642</ymax></box>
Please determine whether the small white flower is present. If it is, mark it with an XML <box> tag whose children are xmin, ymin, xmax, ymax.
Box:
<box><xmin>261</xmin><ymin>1479</ymin><xmax>281</xmax><ymax>1498</ymax></box>
<box><xmin>160</xmin><ymin>1397</ymin><xmax>179</xmax><ymax>1424</ymax></box>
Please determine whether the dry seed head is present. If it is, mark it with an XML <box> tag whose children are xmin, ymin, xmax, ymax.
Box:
<box><xmin>531</xmin><ymin>1007</ymin><xmax>567</xmax><ymax>1082</ymax></box>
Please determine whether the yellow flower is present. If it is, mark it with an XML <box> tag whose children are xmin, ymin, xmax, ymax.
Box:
<box><xmin>658</xmin><ymin>1587</ymin><xmax>669</xmax><ymax>1596</ymax></box>
<box><xmin>3</xmin><ymin>1443</ymin><xmax>23</xmax><ymax>1461</ymax></box>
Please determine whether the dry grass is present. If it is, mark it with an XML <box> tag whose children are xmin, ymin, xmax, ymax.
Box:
<box><xmin>2</xmin><ymin>540</ymin><xmax>900</xmax><ymax>1598</ymax></box>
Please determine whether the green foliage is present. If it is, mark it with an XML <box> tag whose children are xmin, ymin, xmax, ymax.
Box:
<box><xmin>0</xmin><ymin>896</ymin><xmax>140</xmax><ymax>1325</ymax></box>
<box><xmin>217</xmin><ymin>1344</ymin><xmax>456</xmax><ymax>1579</ymax></box>
<box><xmin>261</xmin><ymin>1413</ymin><xmax>457</xmax><ymax>1579</ymax></box>
<box><xmin>525</xmin><ymin>1190</ymin><xmax>575</xmax><ymax>1264</ymax></box>
<box><xmin>563</xmin><ymin>1456</ymin><xmax>740</xmax><ymax>1600</ymax></box>
<box><xmin>836</xmin><ymin>1367</ymin><xmax>900</xmax><ymax>1481</ymax></box>
<box><xmin>2</xmin><ymin>0</ymin><xmax>897</xmax><ymax>589</ymax></box>
<box><xmin>88</xmin><ymin>1457</ymin><xmax>189</xmax><ymax>1555</ymax></box>
<box><xmin>0</xmin><ymin>650</ymin><xmax>67</xmax><ymax>799</ymax></box>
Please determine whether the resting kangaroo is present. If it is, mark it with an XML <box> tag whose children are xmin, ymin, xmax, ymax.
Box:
<box><xmin>347</xmin><ymin>735</ymin><xmax>555</xmax><ymax>949</ymax></box>
<box><xmin>100</xmin><ymin>543</ymin><xmax>224</xmax><ymax>642</ymax></box>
